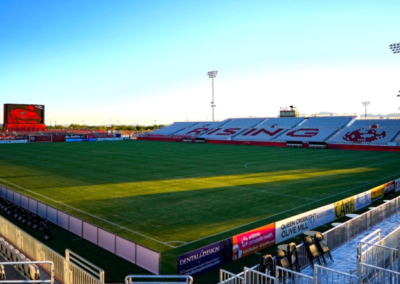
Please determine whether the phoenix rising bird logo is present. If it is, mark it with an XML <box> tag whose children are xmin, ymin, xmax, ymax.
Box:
<box><xmin>342</xmin><ymin>128</ymin><xmax>386</xmax><ymax>142</ymax></box>
<box><xmin>7</xmin><ymin>105</ymin><xmax>43</xmax><ymax>124</ymax></box>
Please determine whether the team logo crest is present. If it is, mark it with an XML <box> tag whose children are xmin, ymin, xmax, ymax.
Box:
<box><xmin>342</xmin><ymin>128</ymin><xmax>386</xmax><ymax>142</ymax></box>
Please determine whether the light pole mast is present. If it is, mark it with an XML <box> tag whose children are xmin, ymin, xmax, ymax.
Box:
<box><xmin>207</xmin><ymin>70</ymin><xmax>218</xmax><ymax>121</ymax></box>
<box><xmin>390</xmin><ymin>43</ymin><xmax>400</xmax><ymax>112</ymax></box>
<box><xmin>362</xmin><ymin>102</ymin><xmax>370</xmax><ymax>118</ymax></box>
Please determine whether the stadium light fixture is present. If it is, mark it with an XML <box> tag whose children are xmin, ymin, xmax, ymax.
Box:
<box><xmin>208</xmin><ymin>70</ymin><xmax>218</xmax><ymax>121</ymax></box>
<box><xmin>362</xmin><ymin>101</ymin><xmax>370</xmax><ymax>118</ymax></box>
<box><xmin>389</xmin><ymin>43</ymin><xmax>400</xmax><ymax>54</ymax></box>
<box><xmin>390</xmin><ymin>43</ymin><xmax>400</xmax><ymax>111</ymax></box>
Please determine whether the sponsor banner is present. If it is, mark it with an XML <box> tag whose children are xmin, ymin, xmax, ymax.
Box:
<box><xmin>96</xmin><ymin>137</ymin><xmax>122</xmax><ymax>141</ymax></box>
<box><xmin>355</xmin><ymin>191</ymin><xmax>372</xmax><ymax>211</ymax></box>
<box><xmin>276</xmin><ymin>204</ymin><xmax>335</xmax><ymax>243</ymax></box>
<box><xmin>0</xmin><ymin>140</ymin><xmax>10</xmax><ymax>144</ymax></box>
<box><xmin>66</xmin><ymin>135</ymin><xmax>86</xmax><ymax>139</ymax></box>
<box><xmin>334</xmin><ymin>196</ymin><xmax>355</xmax><ymax>219</ymax></box>
<box><xmin>395</xmin><ymin>178</ymin><xmax>400</xmax><ymax>193</ymax></box>
<box><xmin>66</xmin><ymin>138</ymin><xmax>82</xmax><ymax>142</ymax></box>
<box><xmin>0</xmin><ymin>136</ymin><xmax>15</xmax><ymax>140</ymax></box>
<box><xmin>15</xmin><ymin>136</ymin><xmax>28</xmax><ymax>140</ymax></box>
<box><xmin>383</xmin><ymin>181</ymin><xmax>395</xmax><ymax>196</ymax></box>
<box><xmin>177</xmin><ymin>239</ymin><xmax>233</xmax><ymax>277</ymax></box>
<box><xmin>66</xmin><ymin>138</ymin><xmax>98</xmax><ymax>142</ymax></box>
<box><xmin>9</xmin><ymin>140</ymin><xmax>27</xmax><ymax>144</ymax></box>
<box><xmin>232</xmin><ymin>223</ymin><xmax>275</xmax><ymax>260</ymax></box>
<box><xmin>371</xmin><ymin>185</ymin><xmax>384</xmax><ymax>202</ymax></box>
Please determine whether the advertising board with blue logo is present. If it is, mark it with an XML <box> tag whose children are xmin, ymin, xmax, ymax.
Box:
<box><xmin>177</xmin><ymin>239</ymin><xmax>233</xmax><ymax>277</ymax></box>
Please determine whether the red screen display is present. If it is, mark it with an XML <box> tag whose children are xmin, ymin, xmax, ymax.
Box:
<box><xmin>5</xmin><ymin>104</ymin><xmax>45</xmax><ymax>124</ymax></box>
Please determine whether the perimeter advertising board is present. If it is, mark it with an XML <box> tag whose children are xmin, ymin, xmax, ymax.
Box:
<box><xmin>232</xmin><ymin>223</ymin><xmax>275</xmax><ymax>260</ymax></box>
<box><xmin>370</xmin><ymin>185</ymin><xmax>385</xmax><ymax>202</ymax></box>
<box><xmin>354</xmin><ymin>191</ymin><xmax>372</xmax><ymax>211</ymax></box>
<box><xmin>383</xmin><ymin>181</ymin><xmax>395</xmax><ymax>196</ymax></box>
<box><xmin>395</xmin><ymin>178</ymin><xmax>400</xmax><ymax>193</ymax></box>
<box><xmin>275</xmin><ymin>204</ymin><xmax>335</xmax><ymax>243</ymax></box>
<box><xmin>177</xmin><ymin>239</ymin><xmax>233</xmax><ymax>277</ymax></box>
<box><xmin>334</xmin><ymin>196</ymin><xmax>355</xmax><ymax>219</ymax></box>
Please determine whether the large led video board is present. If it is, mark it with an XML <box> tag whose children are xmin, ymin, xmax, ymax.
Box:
<box><xmin>4</xmin><ymin>104</ymin><xmax>45</xmax><ymax>125</ymax></box>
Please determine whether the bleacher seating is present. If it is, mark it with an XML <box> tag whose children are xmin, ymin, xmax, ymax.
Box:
<box><xmin>329</xmin><ymin>127</ymin><xmax>400</xmax><ymax>145</ymax></box>
<box><xmin>277</xmin><ymin>127</ymin><xmax>340</xmax><ymax>142</ymax></box>
<box><xmin>299</xmin><ymin>116</ymin><xmax>354</xmax><ymax>128</ymax></box>
<box><xmin>172</xmin><ymin>121</ymin><xmax>228</xmax><ymax>137</ymax></box>
<box><xmin>144</xmin><ymin>116</ymin><xmax>400</xmax><ymax>146</ymax></box>
<box><xmin>350</xmin><ymin>119</ymin><xmax>400</xmax><ymax>127</ymax></box>
<box><xmin>147</xmin><ymin>122</ymin><xmax>198</xmax><ymax>137</ymax></box>
<box><xmin>257</xmin><ymin>117</ymin><xmax>305</xmax><ymax>128</ymax></box>
<box><xmin>198</xmin><ymin>118</ymin><xmax>264</xmax><ymax>139</ymax></box>
<box><xmin>220</xmin><ymin>118</ymin><xmax>265</xmax><ymax>128</ymax></box>
<box><xmin>234</xmin><ymin>127</ymin><xmax>288</xmax><ymax>141</ymax></box>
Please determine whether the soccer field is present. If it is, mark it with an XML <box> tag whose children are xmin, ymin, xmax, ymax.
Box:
<box><xmin>0</xmin><ymin>140</ymin><xmax>399</xmax><ymax>271</ymax></box>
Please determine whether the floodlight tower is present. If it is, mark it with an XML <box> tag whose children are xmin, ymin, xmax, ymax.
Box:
<box><xmin>389</xmin><ymin>42</ymin><xmax>400</xmax><ymax>54</ymax></box>
<box><xmin>390</xmin><ymin>43</ymin><xmax>400</xmax><ymax>111</ymax></box>
<box><xmin>207</xmin><ymin>70</ymin><xmax>218</xmax><ymax>121</ymax></box>
<box><xmin>362</xmin><ymin>102</ymin><xmax>370</xmax><ymax>118</ymax></box>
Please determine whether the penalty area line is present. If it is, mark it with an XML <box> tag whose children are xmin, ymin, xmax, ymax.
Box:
<box><xmin>0</xmin><ymin>178</ymin><xmax>174</xmax><ymax>248</ymax></box>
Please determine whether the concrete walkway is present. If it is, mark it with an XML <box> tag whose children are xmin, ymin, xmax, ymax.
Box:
<box><xmin>300</xmin><ymin>211</ymin><xmax>400</xmax><ymax>277</ymax></box>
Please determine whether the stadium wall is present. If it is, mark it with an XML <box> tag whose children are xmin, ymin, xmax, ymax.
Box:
<box><xmin>0</xmin><ymin>185</ymin><xmax>160</xmax><ymax>275</ymax></box>
<box><xmin>138</xmin><ymin>137</ymin><xmax>287</xmax><ymax>147</ymax></box>
<box><xmin>328</xmin><ymin>143</ymin><xmax>400</xmax><ymax>152</ymax></box>
<box><xmin>138</xmin><ymin>136</ymin><xmax>400</xmax><ymax>152</ymax></box>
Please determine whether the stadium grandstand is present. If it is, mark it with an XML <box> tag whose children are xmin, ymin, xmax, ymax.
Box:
<box><xmin>2</xmin><ymin>104</ymin><xmax>400</xmax><ymax>284</ymax></box>
<box><xmin>142</xmin><ymin>116</ymin><xmax>400</xmax><ymax>148</ymax></box>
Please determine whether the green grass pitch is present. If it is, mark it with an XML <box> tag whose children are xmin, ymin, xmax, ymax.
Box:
<box><xmin>0</xmin><ymin>140</ymin><xmax>399</xmax><ymax>275</ymax></box>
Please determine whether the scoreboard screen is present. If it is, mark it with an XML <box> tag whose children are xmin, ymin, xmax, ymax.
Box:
<box><xmin>4</xmin><ymin>104</ymin><xmax>45</xmax><ymax>124</ymax></box>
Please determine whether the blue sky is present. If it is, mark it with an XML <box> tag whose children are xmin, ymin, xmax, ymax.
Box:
<box><xmin>1</xmin><ymin>0</ymin><xmax>400</xmax><ymax>125</ymax></box>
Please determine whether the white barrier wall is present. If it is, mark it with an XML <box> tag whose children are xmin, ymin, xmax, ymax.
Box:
<box><xmin>0</xmin><ymin>185</ymin><xmax>160</xmax><ymax>274</ymax></box>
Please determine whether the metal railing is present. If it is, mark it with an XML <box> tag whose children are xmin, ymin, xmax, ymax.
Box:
<box><xmin>313</xmin><ymin>265</ymin><xmax>358</xmax><ymax>284</ymax></box>
<box><xmin>0</xmin><ymin>185</ymin><xmax>160</xmax><ymax>274</ymax></box>
<box><xmin>294</xmin><ymin>197</ymin><xmax>400</xmax><ymax>270</ymax></box>
<box><xmin>358</xmin><ymin>262</ymin><xmax>400</xmax><ymax>284</ymax></box>
<box><xmin>277</xmin><ymin>266</ymin><xmax>314</xmax><ymax>284</ymax></box>
<box><xmin>358</xmin><ymin>242</ymin><xmax>399</xmax><ymax>272</ymax></box>
<box><xmin>124</xmin><ymin>274</ymin><xmax>193</xmax><ymax>284</ymax></box>
<box><xmin>65</xmin><ymin>249</ymin><xmax>105</xmax><ymax>283</ymax></box>
<box><xmin>0</xmin><ymin>260</ymin><xmax>54</xmax><ymax>284</ymax></box>
<box><xmin>220</xmin><ymin>269</ymin><xmax>244</xmax><ymax>284</ymax></box>
<box><xmin>0</xmin><ymin>215</ymin><xmax>104</xmax><ymax>284</ymax></box>
<box><xmin>244</xmin><ymin>266</ymin><xmax>276</xmax><ymax>284</ymax></box>
<box><xmin>219</xmin><ymin>195</ymin><xmax>400</xmax><ymax>284</ymax></box>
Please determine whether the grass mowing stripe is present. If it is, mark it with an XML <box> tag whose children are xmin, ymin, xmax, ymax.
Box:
<box><xmin>0</xmin><ymin>140</ymin><xmax>399</xmax><ymax>276</ymax></box>
<box><xmin>0</xmin><ymin>177</ymin><xmax>175</xmax><ymax>248</ymax></box>
<box><xmin>177</xmin><ymin>170</ymin><xmax>400</xmax><ymax>248</ymax></box>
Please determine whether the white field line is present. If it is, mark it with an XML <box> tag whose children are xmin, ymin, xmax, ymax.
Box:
<box><xmin>165</xmin><ymin>241</ymin><xmax>187</xmax><ymax>245</ymax></box>
<box><xmin>0</xmin><ymin>178</ymin><xmax>174</xmax><ymax>248</ymax></box>
<box><xmin>177</xmin><ymin>171</ymin><xmax>400</xmax><ymax>248</ymax></box>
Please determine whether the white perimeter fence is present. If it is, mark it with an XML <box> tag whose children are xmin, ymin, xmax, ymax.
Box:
<box><xmin>0</xmin><ymin>185</ymin><xmax>160</xmax><ymax>275</ymax></box>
